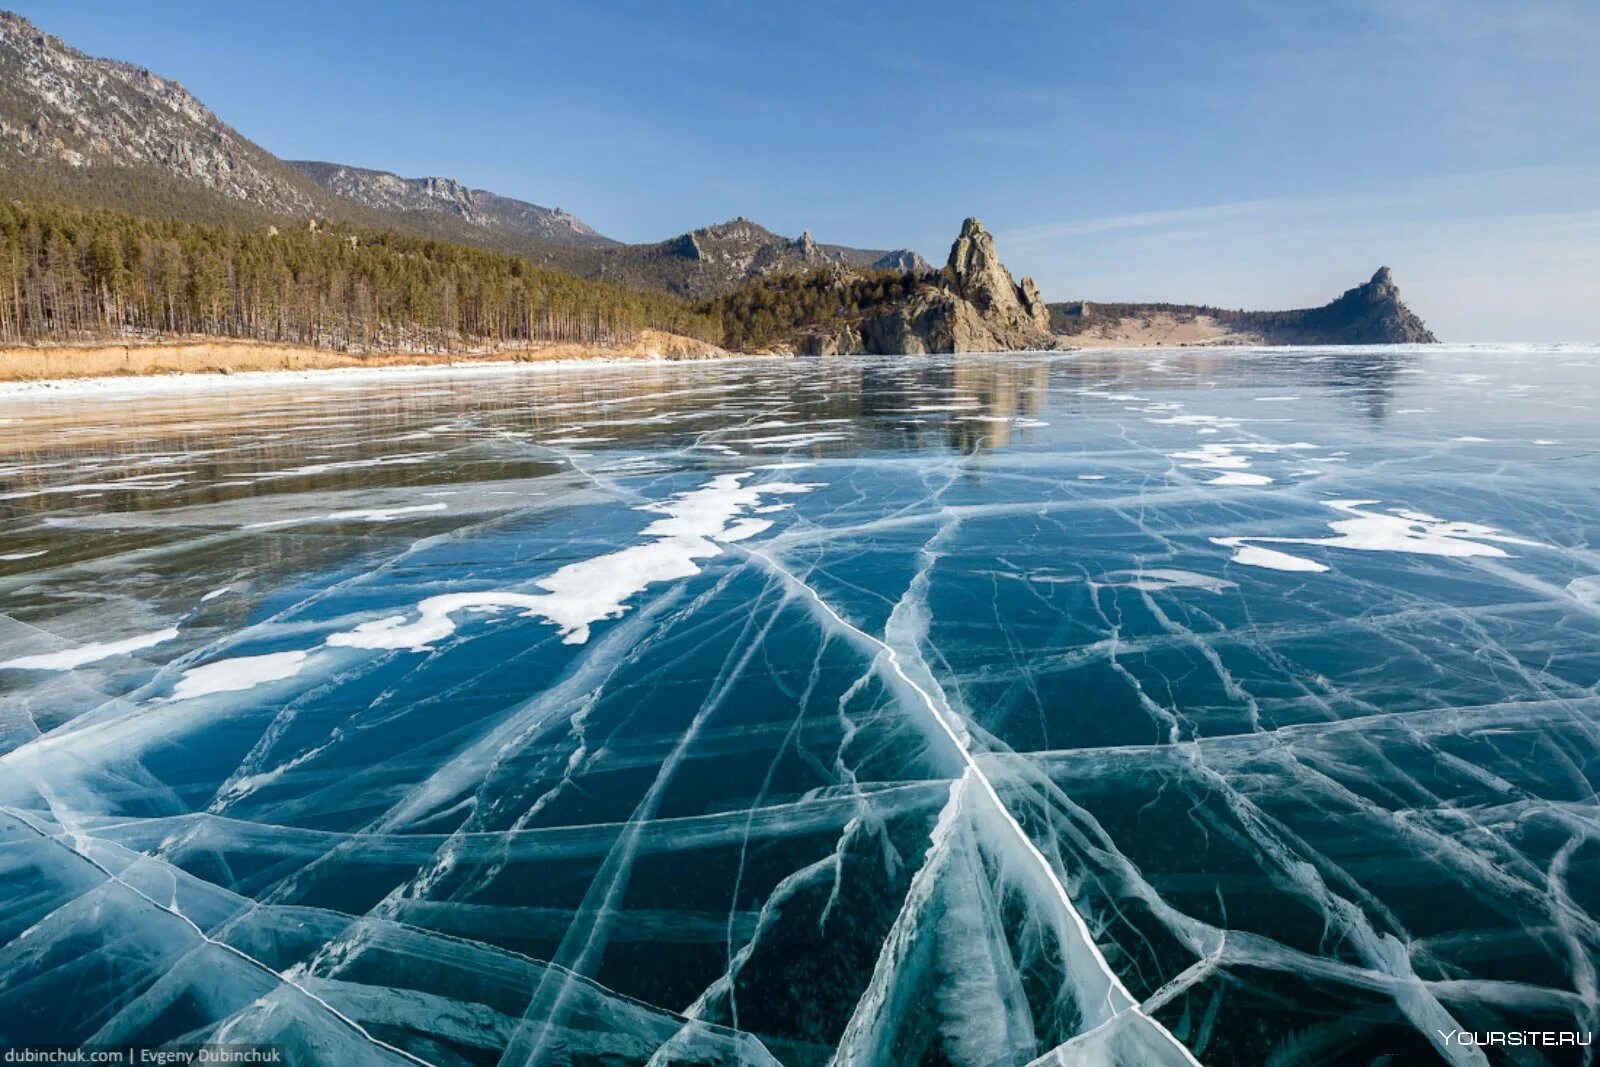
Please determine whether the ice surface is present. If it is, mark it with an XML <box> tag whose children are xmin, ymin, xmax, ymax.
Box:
<box><xmin>3</xmin><ymin>345</ymin><xmax>1600</xmax><ymax>1064</ymax></box>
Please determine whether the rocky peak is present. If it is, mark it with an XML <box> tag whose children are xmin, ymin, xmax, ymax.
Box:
<box><xmin>1017</xmin><ymin>275</ymin><xmax>1050</xmax><ymax>329</ymax></box>
<box><xmin>943</xmin><ymin>217</ymin><xmax>1052</xmax><ymax>336</ymax></box>
<box><xmin>700</xmin><ymin>217</ymin><xmax>769</xmax><ymax>243</ymax></box>
<box><xmin>851</xmin><ymin>217</ymin><xmax>1055</xmax><ymax>355</ymax></box>
<box><xmin>871</xmin><ymin>250</ymin><xmax>930</xmax><ymax>272</ymax></box>
<box><xmin>1292</xmin><ymin>267</ymin><xmax>1437</xmax><ymax>344</ymax></box>
<box><xmin>0</xmin><ymin>11</ymin><xmax>319</xmax><ymax>214</ymax></box>
<box><xmin>946</xmin><ymin>218</ymin><xmax>1002</xmax><ymax>306</ymax></box>
<box><xmin>287</xmin><ymin>161</ymin><xmax>612</xmax><ymax>247</ymax></box>
<box><xmin>418</xmin><ymin>176</ymin><xmax>471</xmax><ymax>204</ymax></box>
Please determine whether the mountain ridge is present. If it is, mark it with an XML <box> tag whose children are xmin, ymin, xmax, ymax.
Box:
<box><xmin>0</xmin><ymin>9</ymin><xmax>331</xmax><ymax>219</ymax></box>
<box><xmin>288</xmin><ymin>160</ymin><xmax>616</xmax><ymax>249</ymax></box>
<box><xmin>0</xmin><ymin>9</ymin><xmax>924</xmax><ymax>298</ymax></box>
<box><xmin>0</xmin><ymin>7</ymin><xmax>1437</xmax><ymax>351</ymax></box>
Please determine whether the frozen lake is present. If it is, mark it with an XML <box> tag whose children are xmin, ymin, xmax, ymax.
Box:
<box><xmin>2</xmin><ymin>345</ymin><xmax>1599</xmax><ymax>1065</ymax></box>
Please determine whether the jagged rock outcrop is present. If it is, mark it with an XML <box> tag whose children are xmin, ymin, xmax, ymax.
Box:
<box><xmin>605</xmin><ymin>217</ymin><xmax>930</xmax><ymax>299</ymax></box>
<box><xmin>799</xmin><ymin>324</ymin><xmax>863</xmax><ymax>356</ymax></box>
<box><xmin>871</xmin><ymin>249</ymin><xmax>932</xmax><ymax>272</ymax></box>
<box><xmin>946</xmin><ymin>218</ymin><xmax>1051</xmax><ymax>334</ymax></box>
<box><xmin>854</xmin><ymin>218</ymin><xmax>1055</xmax><ymax>354</ymax></box>
<box><xmin>288</xmin><ymin>161</ymin><xmax>613</xmax><ymax>248</ymax></box>
<box><xmin>1302</xmin><ymin>267</ymin><xmax>1436</xmax><ymax>344</ymax></box>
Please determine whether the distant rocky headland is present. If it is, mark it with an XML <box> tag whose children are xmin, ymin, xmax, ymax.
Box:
<box><xmin>1049</xmin><ymin>267</ymin><xmax>1436</xmax><ymax>347</ymax></box>
<box><xmin>0</xmin><ymin>9</ymin><xmax>1436</xmax><ymax>378</ymax></box>
<box><xmin>704</xmin><ymin>221</ymin><xmax>1433</xmax><ymax>354</ymax></box>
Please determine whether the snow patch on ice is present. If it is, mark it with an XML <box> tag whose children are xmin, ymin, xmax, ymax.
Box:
<box><xmin>1111</xmin><ymin>569</ymin><xmax>1237</xmax><ymax>593</ymax></box>
<box><xmin>1214</xmin><ymin>500</ymin><xmax>1543</xmax><ymax>574</ymax></box>
<box><xmin>1221</xmin><ymin>543</ymin><xmax>1331</xmax><ymax>573</ymax></box>
<box><xmin>245</xmin><ymin>503</ymin><xmax>448</xmax><ymax>529</ymax></box>
<box><xmin>328</xmin><ymin>472</ymin><xmax>816</xmax><ymax>648</ymax></box>
<box><xmin>2</xmin><ymin>627</ymin><xmax>180</xmax><ymax>670</ymax></box>
<box><xmin>170</xmin><ymin>651</ymin><xmax>309</xmax><ymax>700</ymax></box>
<box><xmin>1207</xmin><ymin>471</ymin><xmax>1273</xmax><ymax>486</ymax></box>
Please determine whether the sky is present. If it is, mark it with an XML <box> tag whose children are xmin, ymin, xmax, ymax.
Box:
<box><xmin>15</xmin><ymin>0</ymin><xmax>1600</xmax><ymax>340</ymax></box>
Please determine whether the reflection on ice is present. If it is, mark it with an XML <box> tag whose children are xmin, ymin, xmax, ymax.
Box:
<box><xmin>2</xmin><ymin>345</ymin><xmax>1599</xmax><ymax>1064</ymax></box>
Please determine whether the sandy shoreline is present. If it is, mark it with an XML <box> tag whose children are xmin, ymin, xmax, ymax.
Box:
<box><xmin>0</xmin><ymin>334</ymin><xmax>1498</xmax><ymax>403</ymax></box>
<box><xmin>0</xmin><ymin>332</ymin><xmax>751</xmax><ymax>399</ymax></box>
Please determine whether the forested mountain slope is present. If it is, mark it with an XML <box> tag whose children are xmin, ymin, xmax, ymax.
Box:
<box><xmin>0</xmin><ymin>11</ymin><xmax>922</xmax><ymax>299</ymax></box>
<box><xmin>0</xmin><ymin>201</ymin><xmax>720</xmax><ymax>352</ymax></box>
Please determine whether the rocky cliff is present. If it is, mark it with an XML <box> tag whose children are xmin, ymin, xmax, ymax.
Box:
<box><xmin>1287</xmin><ymin>267</ymin><xmax>1436</xmax><ymax>344</ymax></box>
<box><xmin>849</xmin><ymin>218</ymin><xmax>1055</xmax><ymax>354</ymax></box>
<box><xmin>288</xmin><ymin>161</ymin><xmax>615</xmax><ymax>248</ymax></box>
<box><xmin>572</xmin><ymin>217</ymin><xmax>929</xmax><ymax>300</ymax></box>
<box><xmin>0</xmin><ymin>10</ymin><xmax>327</xmax><ymax>218</ymax></box>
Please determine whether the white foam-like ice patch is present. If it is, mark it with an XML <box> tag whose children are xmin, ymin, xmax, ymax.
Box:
<box><xmin>245</xmin><ymin>503</ymin><xmax>449</xmax><ymax>529</ymax></box>
<box><xmin>1112</xmin><ymin>569</ymin><xmax>1237</xmax><ymax>593</ymax></box>
<box><xmin>2</xmin><ymin>627</ymin><xmax>180</xmax><ymax>670</ymax></box>
<box><xmin>170</xmin><ymin>650</ymin><xmax>309</xmax><ymax>700</ymax></box>
<box><xmin>1214</xmin><ymin>500</ymin><xmax>1544</xmax><ymax>573</ymax></box>
<box><xmin>1171</xmin><ymin>440</ymin><xmax>1318</xmax><ymax>487</ymax></box>
<box><xmin>1222</xmin><ymin>543</ymin><xmax>1330</xmax><ymax>573</ymax></box>
<box><xmin>1171</xmin><ymin>444</ymin><xmax>1252</xmax><ymax>470</ymax></box>
<box><xmin>0</xmin><ymin>549</ymin><xmax>46</xmax><ymax>560</ymax></box>
<box><xmin>1149</xmin><ymin>414</ymin><xmax>1241</xmax><ymax>428</ymax></box>
<box><xmin>327</xmin><ymin>472</ymin><xmax>815</xmax><ymax>648</ymax></box>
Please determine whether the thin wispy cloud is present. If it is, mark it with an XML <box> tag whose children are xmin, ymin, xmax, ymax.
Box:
<box><xmin>1001</xmin><ymin>166</ymin><xmax>1600</xmax><ymax>340</ymax></box>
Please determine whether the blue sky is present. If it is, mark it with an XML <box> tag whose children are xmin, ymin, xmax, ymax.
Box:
<box><xmin>16</xmin><ymin>0</ymin><xmax>1600</xmax><ymax>339</ymax></box>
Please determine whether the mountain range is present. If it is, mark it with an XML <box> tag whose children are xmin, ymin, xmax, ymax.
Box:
<box><xmin>0</xmin><ymin>8</ymin><xmax>1433</xmax><ymax>352</ymax></box>
<box><xmin>0</xmin><ymin>10</ymin><xmax>924</xmax><ymax>300</ymax></box>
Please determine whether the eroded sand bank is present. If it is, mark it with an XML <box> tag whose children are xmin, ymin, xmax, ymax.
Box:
<box><xmin>0</xmin><ymin>329</ymin><xmax>732</xmax><ymax>383</ymax></box>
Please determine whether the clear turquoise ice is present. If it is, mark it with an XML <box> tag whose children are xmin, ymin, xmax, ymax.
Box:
<box><xmin>2</xmin><ymin>345</ymin><xmax>1598</xmax><ymax>1065</ymax></box>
